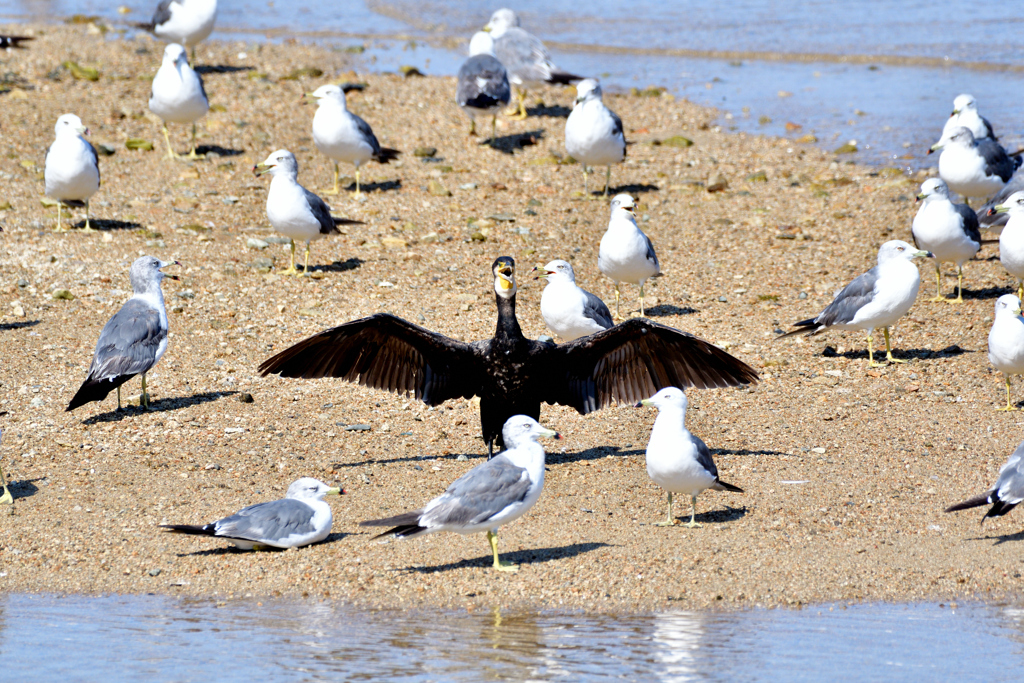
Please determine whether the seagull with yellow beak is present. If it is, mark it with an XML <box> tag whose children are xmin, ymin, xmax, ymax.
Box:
<box><xmin>993</xmin><ymin>191</ymin><xmax>1024</xmax><ymax>299</ymax></box>
<box><xmin>989</xmin><ymin>294</ymin><xmax>1024</xmax><ymax>411</ymax></box>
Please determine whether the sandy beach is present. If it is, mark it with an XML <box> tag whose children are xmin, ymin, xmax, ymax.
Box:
<box><xmin>0</xmin><ymin>24</ymin><xmax>1020</xmax><ymax>613</ymax></box>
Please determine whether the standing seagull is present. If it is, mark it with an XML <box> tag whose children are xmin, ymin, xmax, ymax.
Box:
<box><xmin>254</xmin><ymin>149</ymin><xmax>364</xmax><ymax>276</ymax></box>
<box><xmin>946</xmin><ymin>440</ymin><xmax>1024</xmax><ymax>522</ymax></box>
<box><xmin>162</xmin><ymin>478</ymin><xmax>343</xmax><ymax>550</ymax></box>
<box><xmin>930</xmin><ymin>127</ymin><xmax>1015</xmax><ymax>203</ymax></box>
<box><xmin>946</xmin><ymin>93</ymin><xmax>997</xmax><ymax>142</ymax></box>
<box><xmin>911</xmin><ymin>178</ymin><xmax>981</xmax><ymax>303</ymax></box>
<box><xmin>483</xmin><ymin>8</ymin><xmax>582</xmax><ymax>120</ymax></box>
<box><xmin>638</xmin><ymin>387</ymin><xmax>742</xmax><ymax>527</ymax></box>
<box><xmin>67</xmin><ymin>256</ymin><xmax>179</xmax><ymax>412</ymax></box>
<box><xmin>778</xmin><ymin>240</ymin><xmax>932</xmax><ymax>368</ymax></box>
<box><xmin>993</xmin><ymin>191</ymin><xmax>1024</xmax><ymax>298</ymax></box>
<box><xmin>599</xmin><ymin>194</ymin><xmax>661</xmax><ymax>318</ymax></box>
<box><xmin>136</xmin><ymin>0</ymin><xmax>217</xmax><ymax>63</ymax></box>
<box><xmin>534</xmin><ymin>259</ymin><xmax>612</xmax><ymax>341</ymax></box>
<box><xmin>361</xmin><ymin>415</ymin><xmax>557</xmax><ymax>572</ymax></box>
<box><xmin>44</xmin><ymin>114</ymin><xmax>99</xmax><ymax>233</ymax></box>
<box><xmin>148</xmin><ymin>43</ymin><xmax>209</xmax><ymax>160</ymax></box>
<box><xmin>979</xmin><ymin>171</ymin><xmax>1024</xmax><ymax>236</ymax></box>
<box><xmin>457</xmin><ymin>32</ymin><xmax>511</xmax><ymax>142</ymax></box>
<box><xmin>987</xmin><ymin>294</ymin><xmax>1024</xmax><ymax>411</ymax></box>
<box><xmin>565</xmin><ymin>79</ymin><xmax>626</xmax><ymax>196</ymax></box>
<box><xmin>308</xmin><ymin>84</ymin><xmax>400</xmax><ymax>196</ymax></box>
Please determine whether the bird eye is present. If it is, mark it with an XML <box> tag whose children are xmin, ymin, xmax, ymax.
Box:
<box><xmin>897</xmin><ymin>246</ymin><xmax>905</xmax><ymax>251</ymax></box>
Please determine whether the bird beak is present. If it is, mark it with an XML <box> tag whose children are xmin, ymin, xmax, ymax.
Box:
<box><xmin>538</xmin><ymin>427</ymin><xmax>559</xmax><ymax>439</ymax></box>
<box><xmin>496</xmin><ymin>264</ymin><xmax>514</xmax><ymax>289</ymax></box>
<box><xmin>928</xmin><ymin>142</ymin><xmax>943</xmax><ymax>153</ymax></box>
<box><xmin>952</xmin><ymin>109</ymin><xmax>961</xmax><ymax>115</ymax></box>
<box><xmin>482</xmin><ymin>25</ymin><xmax>492</xmax><ymax>32</ymax></box>
<box><xmin>623</xmin><ymin>205</ymin><xmax>635</xmax><ymax>214</ymax></box>
<box><xmin>913</xmin><ymin>250</ymin><xmax>933</xmax><ymax>259</ymax></box>
<box><xmin>77</xmin><ymin>126</ymin><xmax>89</xmax><ymax>135</ymax></box>
<box><xmin>1014</xmin><ymin>307</ymin><xmax>1023</xmax><ymax>316</ymax></box>
<box><xmin>993</xmin><ymin>204</ymin><xmax>1011</xmax><ymax>214</ymax></box>
<box><xmin>254</xmin><ymin>163</ymin><xmax>274</xmax><ymax>176</ymax></box>
<box><xmin>915</xmin><ymin>193</ymin><xmax>926</xmax><ymax>202</ymax></box>
<box><xmin>636</xmin><ymin>398</ymin><xmax>654</xmax><ymax>407</ymax></box>
<box><xmin>326</xmin><ymin>487</ymin><xmax>344</xmax><ymax>495</ymax></box>
<box><xmin>302</xmin><ymin>92</ymin><xmax>319</xmax><ymax>104</ymax></box>
<box><xmin>159</xmin><ymin>260</ymin><xmax>182</xmax><ymax>280</ymax></box>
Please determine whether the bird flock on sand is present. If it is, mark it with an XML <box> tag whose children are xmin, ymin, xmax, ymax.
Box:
<box><xmin>3</xmin><ymin>5</ymin><xmax>1024</xmax><ymax>571</ymax></box>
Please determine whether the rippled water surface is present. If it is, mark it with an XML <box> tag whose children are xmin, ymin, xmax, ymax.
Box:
<box><xmin>2</xmin><ymin>594</ymin><xmax>1024</xmax><ymax>681</ymax></box>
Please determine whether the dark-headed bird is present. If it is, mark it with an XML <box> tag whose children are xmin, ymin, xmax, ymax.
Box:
<box><xmin>259</xmin><ymin>256</ymin><xmax>758</xmax><ymax>456</ymax></box>
<box><xmin>67</xmin><ymin>256</ymin><xmax>179</xmax><ymax>412</ymax></box>
<box><xmin>947</xmin><ymin>440</ymin><xmax>1024</xmax><ymax>523</ymax></box>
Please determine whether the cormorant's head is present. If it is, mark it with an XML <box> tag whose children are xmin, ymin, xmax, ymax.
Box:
<box><xmin>492</xmin><ymin>256</ymin><xmax>517</xmax><ymax>299</ymax></box>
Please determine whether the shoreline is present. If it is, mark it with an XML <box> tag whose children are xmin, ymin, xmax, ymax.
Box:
<box><xmin>0</xmin><ymin>24</ymin><xmax>1019</xmax><ymax>613</ymax></box>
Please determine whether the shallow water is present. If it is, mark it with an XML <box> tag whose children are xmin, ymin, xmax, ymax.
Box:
<box><xmin>2</xmin><ymin>0</ymin><xmax>1023</xmax><ymax>167</ymax></box>
<box><xmin>2</xmin><ymin>594</ymin><xmax>1024</xmax><ymax>681</ymax></box>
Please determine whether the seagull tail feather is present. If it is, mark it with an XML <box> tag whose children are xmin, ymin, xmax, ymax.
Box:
<box><xmin>374</xmin><ymin>148</ymin><xmax>401</xmax><ymax>164</ymax></box>
<box><xmin>132</xmin><ymin>21</ymin><xmax>156</xmax><ymax>31</ymax></box>
<box><xmin>944</xmin><ymin>492</ymin><xmax>993</xmax><ymax>513</ymax></box>
<box><xmin>713</xmin><ymin>479</ymin><xmax>744</xmax><ymax>494</ymax></box>
<box><xmin>332</xmin><ymin>217</ymin><xmax>365</xmax><ymax>226</ymax></box>
<box><xmin>160</xmin><ymin>523</ymin><xmax>218</xmax><ymax>536</ymax></box>
<box><xmin>360</xmin><ymin>511</ymin><xmax>426</xmax><ymax>538</ymax></box>
<box><xmin>66</xmin><ymin>375</ymin><xmax>131</xmax><ymax>412</ymax></box>
<box><xmin>546</xmin><ymin>69</ymin><xmax>583</xmax><ymax>85</ymax></box>
<box><xmin>775</xmin><ymin>318</ymin><xmax>820</xmax><ymax>340</ymax></box>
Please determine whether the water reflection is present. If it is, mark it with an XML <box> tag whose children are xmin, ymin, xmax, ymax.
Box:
<box><xmin>652</xmin><ymin>611</ymin><xmax>704</xmax><ymax>682</ymax></box>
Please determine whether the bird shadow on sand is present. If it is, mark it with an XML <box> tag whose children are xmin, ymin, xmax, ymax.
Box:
<box><xmin>172</xmin><ymin>533</ymin><xmax>351</xmax><ymax>556</ymax></box>
<box><xmin>526</xmin><ymin>104</ymin><xmax>571</xmax><ymax>118</ymax></box>
<box><xmin>710</xmin><ymin>447</ymin><xmax>788</xmax><ymax>457</ymax></box>
<box><xmin>644</xmin><ymin>304</ymin><xmax>698</xmax><ymax>317</ymax></box>
<box><xmin>821</xmin><ymin>344</ymin><xmax>971</xmax><ymax>362</ymax></box>
<box><xmin>8</xmin><ymin>478</ymin><xmax>44</xmax><ymax>500</ymax></box>
<box><xmin>396</xmin><ymin>541</ymin><xmax>610</xmax><ymax>574</ymax></box>
<box><xmin>344</xmin><ymin>179</ymin><xmax>402</xmax><ymax>194</ymax></box>
<box><xmin>959</xmin><ymin>285</ymin><xmax>1015</xmax><ymax>301</ymax></box>
<box><xmin>0</xmin><ymin>320</ymin><xmax>40</xmax><ymax>331</ymax></box>
<box><xmin>685</xmin><ymin>504</ymin><xmax>748</xmax><ymax>526</ymax></box>
<box><xmin>330</xmin><ymin>451</ymin><xmax>490</xmax><ymax>468</ymax></box>
<box><xmin>195</xmin><ymin>145</ymin><xmax>244</xmax><ymax>158</ymax></box>
<box><xmin>548</xmin><ymin>445</ymin><xmax>645</xmax><ymax>464</ymax></box>
<box><xmin>194</xmin><ymin>65</ymin><xmax>255</xmax><ymax>75</ymax></box>
<box><xmin>82</xmin><ymin>391</ymin><xmax>238</xmax><ymax>424</ymax></box>
<box><xmin>307</xmin><ymin>257</ymin><xmax>363</xmax><ymax>274</ymax></box>
<box><xmin>487</xmin><ymin>129</ymin><xmax>545</xmax><ymax>155</ymax></box>
<box><xmin>76</xmin><ymin>219</ymin><xmax>143</xmax><ymax>231</ymax></box>
<box><xmin>606</xmin><ymin>183</ymin><xmax>660</xmax><ymax>196</ymax></box>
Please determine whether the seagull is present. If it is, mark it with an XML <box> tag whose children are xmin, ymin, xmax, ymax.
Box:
<box><xmin>533</xmin><ymin>259</ymin><xmax>612</xmax><ymax>341</ymax></box>
<box><xmin>979</xmin><ymin>170</ymin><xmax>1024</xmax><ymax>236</ymax></box>
<box><xmin>993</xmin><ymin>191</ymin><xmax>1024</xmax><ymax>298</ymax></box>
<box><xmin>308</xmin><ymin>84</ymin><xmax>400</xmax><ymax>195</ymax></box>
<box><xmin>946</xmin><ymin>93</ymin><xmax>997</xmax><ymax>142</ymax></box>
<box><xmin>361</xmin><ymin>415</ymin><xmax>557</xmax><ymax>572</ymax></box>
<box><xmin>946</xmin><ymin>439</ymin><xmax>1024</xmax><ymax>522</ymax></box>
<box><xmin>0</xmin><ymin>430</ymin><xmax>11</xmax><ymax>508</ymax></box>
<box><xmin>483</xmin><ymin>8</ymin><xmax>582</xmax><ymax>120</ymax></box>
<box><xmin>930</xmin><ymin>127</ymin><xmax>1015</xmax><ymax>203</ymax></box>
<box><xmin>44</xmin><ymin>114</ymin><xmax>99</xmax><ymax>233</ymax></box>
<box><xmin>162</xmin><ymin>478</ymin><xmax>343</xmax><ymax>550</ymax></box>
<box><xmin>148</xmin><ymin>43</ymin><xmax>209</xmax><ymax>160</ymax></box>
<box><xmin>0</xmin><ymin>36</ymin><xmax>32</xmax><ymax>50</ymax></box>
<box><xmin>136</xmin><ymin>0</ymin><xmax>217</xmax><ymax>63</ymax></box>
<box><xmin>565</xmin><ymin>79</ymin><xmax>626</xmax><ymax>196</ymax></box>
<box><xmin>911</xmin><ymin>178</ymin><xmax>981</xmax><ymax>303</ymax></box>
<box><xmin>638</xmin><ymin>387</ymin><xmax>742</xmax><ymax>527</ymax></box>
<box><xmin>599</xmin><ymin>194</ymin><xmax>661</xmax><ymax>318</ymax></box>
<box><xmin>67</xmin><ymin>256</ymin><xmax>179</xmax><ymax>412</ymax></box>
<box><xmin>254</xmin><ymin>149</ymin><xmax>364</xmax><ymax>276</ymax></box>
<box><xmin>987</xmin><ymin>294</ymin><xmax>1024</xmax><ymax>411</ymax></box>
<box><xmin>457</xmin><ymin>32</ymin><xmax>511</xmax><ymax>141</ymax></box>
<box><xmin>778</xmin><ymin>240</ymin><xmax>932</xmax><ymax>368</ymax></box>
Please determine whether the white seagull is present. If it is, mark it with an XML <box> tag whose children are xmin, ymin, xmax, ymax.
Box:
<box><xmin>638</xmin><ymin>387</ymin><xmax>743</xmax><ymax>527</ymax></box>
<box><xmin>930</xmin><ymin>126</ymin><xmax>1015</xmax><ymax>203</ymax></box>
<box><xmin>254</xmin><ymin>149</ymin><xmax>364</xmax><ymax>276</ymax></box>
<box><xmin>994</xmin><ymin>191</ymin><xmax>1024</xmax><ymax>298</ymax></box>
<box><xmin>456</xmin><ymin>31</ymin><xmax>511</xmax><ymax>141</ymax></box>
<box><xmin>162</xmin><ymin>478</ymin><xmax>343</xmax><ymax>550</ymax></box>
<box><xmin>987</xmin><ymin>294</ymin><xmax>1024</xmax><ymax>411</ymax></box>
<box><xmin>947</xmin><ymin>439</ymin><xmax>1024</xmax><ymax>522</ymax></box>
<box><xmin>138</xmin><ymin>0</ymin><xmax>217</xmax><ymax>63</ymax></box>
<box><xmin>44</xmin><ymin>114</ymin><xmax>100</xmax><ymax>232</ymax></box>
<box><xmin>534</xmin><ymin>259</ymin><xmax>612</xmax><ymax>341</ymax></box>
<box><xmin>483</xmin><ymin>8</ymin><xmax>582</xmax><ymax>120</ymax></box>
<box><xmin>979</xmin><ymin>170</ymin><xmax>1024</xmax><ymax>236</ymax></box>
<box><xmin>148</xmin><ymin>43</ymin><xmax>209</xmax><ymax>159</ymax></box>
<box><xmin>565</xmin><ymin>78</ymin><xmax>626</xmax><ymax>196</ymax></box>
<box><xmin>67</xmin><ymin>256</ymin><xmax>179</xmax><ymax>412</ymax></box>
<box><xmin>599</xmin><ymin>194</ymin><xmax>661</xmax><ymax>318</ymax></box>
<box><xmin>911</xmin><ymin>178</ymin><xmax>982</xmax><ymax>303</ymax></box>
<box><xmin>360</xmin><ymin>415</ymin><xmax>558</xmax><ymax>572</ymax></box>
<box><xmin>779</xmin><ymin>240</ymin><xmax>932</xmax><ymax>368</ymax></box>
<box><xmin>944</xmin><ymin>93</ymin><xmax>997</xmax><ymax>142</ymax></box>
<box><xmin>308</xmin><ymin>84</ymin><xmax>400</xmax><ymax>196</ymax></box>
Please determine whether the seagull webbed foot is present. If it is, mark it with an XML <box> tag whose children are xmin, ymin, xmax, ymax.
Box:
<box><xmin>867</xmin><ymin>360</ymin><xmax>888</xmax><ymax>369</ymax></box>
<box><xmin>886</xmin><ymin>355</ymin><xmax>908</xmax><ymax>364</ymax></box>
<box><xmin>493</xmin><ymin>560</ymin><xmax>519</xmax><ymax>572</ymax></box>
<box><xmin>278</xmin><ymin>266</ymin><xmax>302</xmax><ymax>276</ymax></box>
<box><xmin>926</xmin><ymin>295</ymin><xmax>948</xmax><ymax>303</ymax></box>
<box><xmin>654</xmin><ymin>519</ymin><xmax>677</xmax><ymax>527</ymax></box>
<box><xmin>683</xmin><ymin>520</ymin><xmax>702</xmax><ymax>528</ymax></box>
<box><xmin>945</xmin><ymin>296</ymin><xmax>964</xmax><ymax>304</ymax></box>
<box><xmin>0</xmin><ymin>487</ymin><xmax>12</xmax><ymax>506</ymax></box>
<box><xmin>996</xmin><ymin>405</ymin><xmax>1019</xmax><ymax>412</ymax></box>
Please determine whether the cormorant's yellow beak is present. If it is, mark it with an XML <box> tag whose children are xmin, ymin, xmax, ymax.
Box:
<box><xmin>254</xmin><ymin>163</ymin><xmax>274</xmax><ymax>176</ymax></box>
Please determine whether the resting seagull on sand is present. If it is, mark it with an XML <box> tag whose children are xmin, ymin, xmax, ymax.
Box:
<box><xmin>947</xmin><ymin>440</ymin><xmax>1024</xmax><ymax>522</ymax></box>
<box><xmin>254</xmin><ymin>149</ymin><xmax>364</xmax><ymax>276</ymax></box>
<box><xmin>162</xmin><ymin>478</ymin><xmax>343</xmax><ymax>550</ymax></box>
<box><xmin>456</xmin><ymin>32</ymin><xmax>511</xmax><ymax>141</ymax></box>
<box><xmin>308</xmin><ymin>84</ymin><xmax>400</xmax><ymax>196</ymax></box>
<box><xmin>912</xmin><ymin>178</ymin><xmax>981</xmax><ymax>303</ymax></box>
<box><xmin>931</xmin><ymin>127</ymin><xmax>1015</xmax><ymax>203</ymax></box>
<box><xmin>987</xmin><ymin>294</ymin><xmax>1024</xmax><ymax>411</ymax></box>
<box><xmin>565</xmin><ymin>78</ymin><xmax>626</xmax><ymax>196</ymax></box>
<box><xmin>638</xmin><ymin>387</ymin><xmax>742</xmax><ymax>527</ymax></box>
<box><xmin>148</xmin><ymin>43</ymin><xmax>209</xmax><ymax>159</ymax></box>
<box><xmin>44</xmin><ymin>114</ymin><xmax>99</xmax><ymax>232</ymax></box>
<box><xmin>779</xmin><ymin>240</ymin><xmax>931</xmax><ymax>368</ymax></box>
<box><xmin>534</xmin><ymin>259</ymin><xmax>612</xmax><ymax>341</ymax></box>
<box><xmin>136</xmin><ymin>0</ymin><xmax>217</xmax><ymax>62</ymax></box>
<box><xmin>361</xmin><ymin>415</ymin><xmax>557</xmax><ymax>572</ymax></box>
<box><xmin>599</xmin><ymin>194</ymin><xmax>661</xmax><ymax>318</ymax></box>
<box><xmin>992</xmin><ymin>191</ymin><xmax>1024</xmax><ymax>298</ymax></box>
<box><xmin>67</xmin><ymin>256</ymin><xmax>179</xmax><ymax>412</ymax></box>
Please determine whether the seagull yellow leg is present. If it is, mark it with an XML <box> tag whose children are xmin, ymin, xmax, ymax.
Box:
<box><xmin>190</xmin><ymin>44</ymin><xmax>196</xmax><ymax>64</ymax></box>
<box><xmin>927</xmin><ymin>266</ymin><xmax>945</xmax><ymax>302</ymax></box>
<box><xmin>324</xmin><ymin>163</ymin><xmax>340</xmax><ymax>195</ymax></box>
<box><xmin>490</xmin><ymin>115</ymin><xmax>497</xmax><ymax>143</ymax></box>
<box><xmin>487</xmin><ymin>530</ymin><xmax>518</xmax><ymax>572</ymax></box>
<box><xmin>582</xmin><ymin>166</ymin><xmax>590</xmax><ymax>196</ymax></box>
<box><xmin>0</xmin><ymin>465</ymin><xmax>13</xmax><ymax>507</ymax></box>
<box><xmin>639</xmin><ymin>283</ymin><xmax>646</xmax><ymax>317</ymax></box>
<box><xmin>684</xmin><ymin>495</ymin><xmax>702</xmax><ymax>528</ymax></box>
<box><xmin>1018</xmin><ymin>280</ymin><xmax>1023</xmax><ymax>301</ymax></box>
<box><xmin>947</xmin><ymin>266</ymin><xmax>965</xmax><ymax>304</ymax></box>
<box><xmin>654</xmin><ymin>491</ymin><xmax>677</xmax><ymax>526</ymax></box>
<box><xmin>79</xmin><ymin>200</ymin><xmax>96</xmax><ymax>232</ymax></box>
<box><xmin>352</xmin><ymin>168</ymin><xmax>363</xmax><ymax>197</ymax></box>
<box><xmin>468</xmin><ymin>118</ymin><xmax>477</xmax><ymax>136</ymax></box>
<box><xmin>302</xmin><ymin>243</ymin><xmax>311</xmax><ymax>276</ymax></box>
<box><xmin>116</xmin><ymin>386</ymin><xmax>122</xmax><ymax>411</ymax></box>
<box><xmin>279</xmin><ymin>239</ymin><xmax>300</xmax><ymax>276</ymax></box>
<box><xmin>185</xmin><ymin>123</ymin><xmax>204</xmax><ymax>159</ymax></box>
<box><xmin>505</xmin><ymin>89</ymin><xmax>528</xmax><ymax>120</ymax></box>
<box><xmin>140</xmin><ymin>373</ymin><xmax>151</xmax><ymax>410</ymax></box>
<box><xmin>162</xmin><ymin>125</ymin><xmax>179</xmax><ymax>159</ymax></box>
<box><xmin>997</xmin><ymin>374</ymin><xmax>1018</xmax><ymax>411</ymax></box>
<box><xmin>866</xmin><ymin>334</ymin><xmax>884</xmax><ymax>368</ymax></box>
<box><xmin>604</xmin><ymin>165</ymin><xmax>612</xmax><ymax>196</ymax></box>
<box><xmin>883</xmin><ymin>327</ymin><xmax>906</xmax><ymax>364</ymax></box>
<box><xmin>54</xmin><ymin>203</ymin><xmax>68</xmax><ymax>233</ymax></box>
<box><xmin>613</xmin><ymin>283</ymin><xmax>622</xmax><ymax>320</ymax></box>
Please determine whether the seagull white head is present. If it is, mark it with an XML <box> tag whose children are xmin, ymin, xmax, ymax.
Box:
<box><xmin>877</xmin><ymin>239</ymin><xmax>932</xmax><ymax>264</ymax></box>
<box><xmin>484</xmin><ymin>8</ymin><xmax>519</xmax><ymax>37</ymax></box>
<box><xmin>308</xmin><ymin>83</ymin><xmax>347</xmax><ymax>108</ymax></box>
<box><xmin>492</xmin><ymin>255</ymin><xmax>517</xmax><ymax>299</ymax></box>
<box><xmin>163</xmin><ymin>43</ymin><xmax>189</xmax><ymax>67</ymax></box>
<box><xmin>54</xmin><ymin>113</ymin><xmax>88</xmax><ymax>137</ymax></box>
<box><xmin>574</xmin><ymin>78</ymin><xmax>602</xmax><ymax>105</ymax></box>
<box><xmin>638</xmin><ymin>386</ymin><xmax>688</xmax><ymax>412</ymax></box>
<box><xmin>992</xmin><ymin>191</ymin><xmax>1024</xmax><ymax>218</ymax></box>
<box><xmin>468</xmin><ymin>31</ymin><xmax>496</xmax><ymax>57</ymax></box>
<box><xmin>930</xmin><ymin>126</ymin><xmax>975</xmax><ymax>152</ymax></box>
<box><xmin>610</xmin><ymin>193</ymin><xmax>636</xmax><ymax>219</ymax></box>
<box><xmin>129</xmin><ymin>255</ymin><xmax>181</xmax><ymax>294</ymax></box>
<box><xmin>994</xmin><ymin>293</ymin><xmax>1022</xmax><ymax>319</ymax></box>
<box><xmin>952</xmin><ymin>93</ymin><xmax>977</xmax><ymax>116</ymax></box>
<box><xmin>501</xmin><ymin>415</ymin><xmax>558</xmax><ymax>449</ymax></box>
<box><xmin>286</xmin><ymin>477</ymin><xmax>343</xmax><ymax>500</ymax></box>
<box><xmin>916</xmin><ymin>178</ymin><xmax>950</xmax><ymax>203</ymax></box>
<box><xmin>254</xmin><ymin>149</ymin><xmax>299</xmax><ymax>179</ymax></box>
<box><xmin>534</xmin><ymin>259</ymin><xmax>576</xmax><ymax>284</ymax></box>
